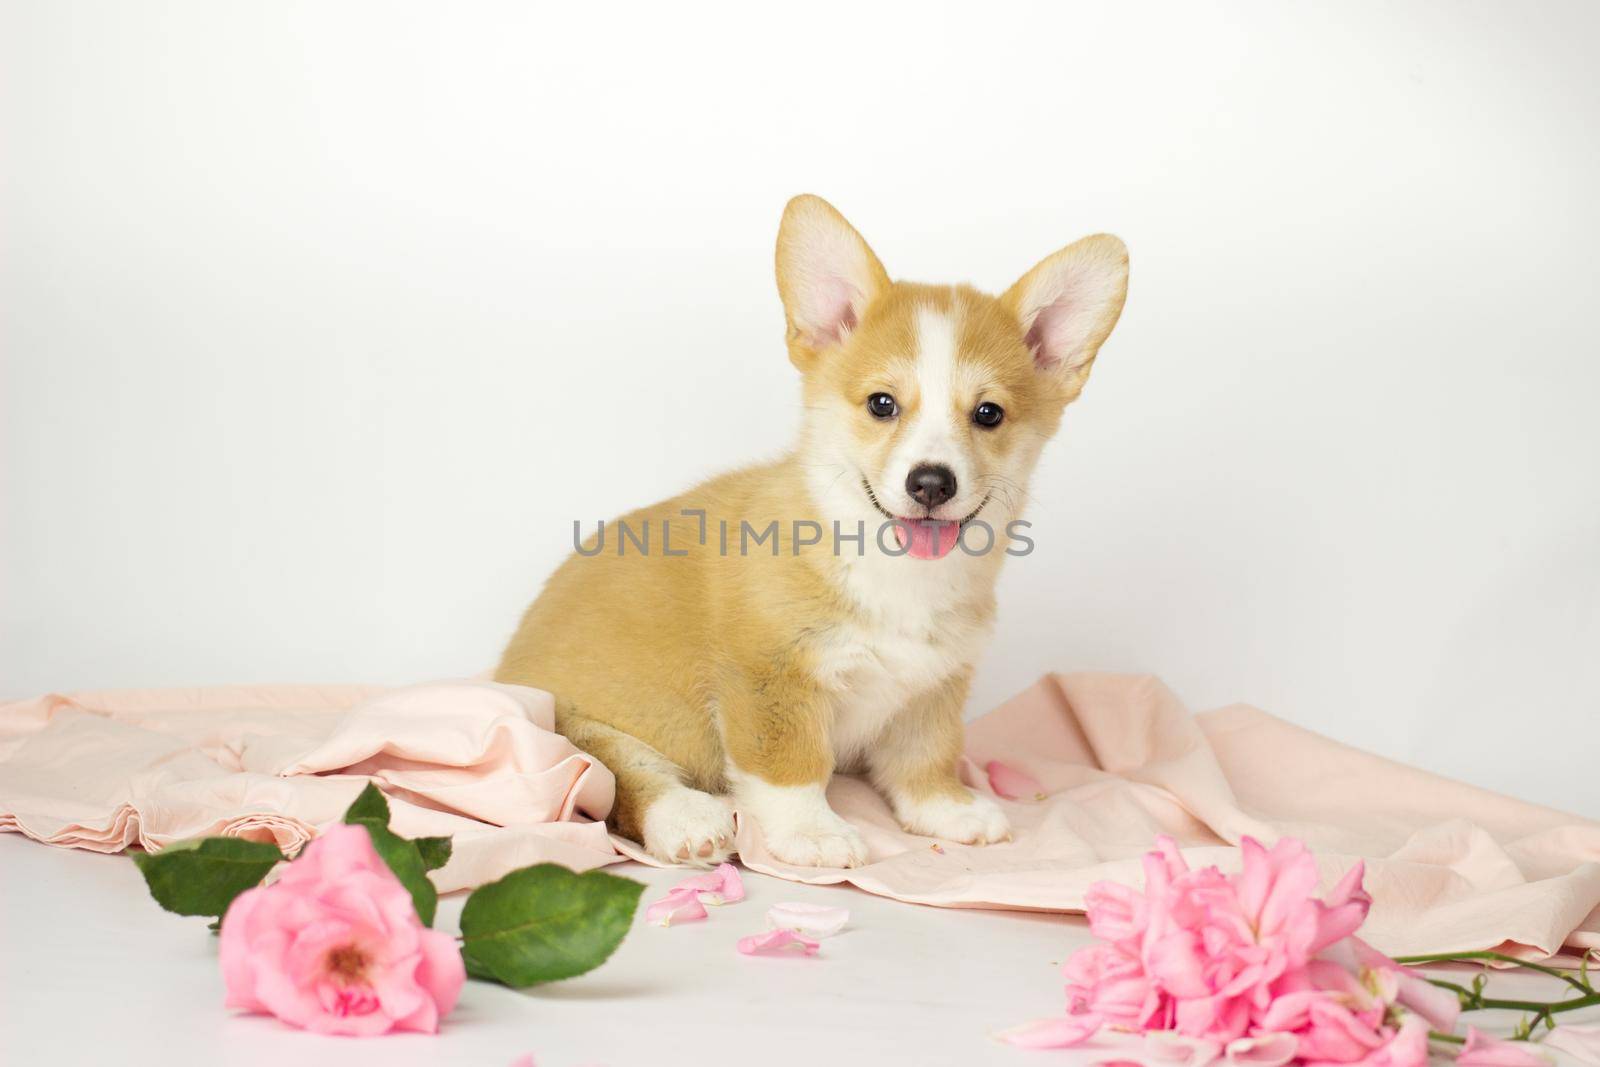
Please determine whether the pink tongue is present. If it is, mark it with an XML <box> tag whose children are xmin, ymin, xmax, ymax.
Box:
<box><xmin>894</xmin><ymin>520</ymin><xmax>960</xmax><ymax>560</ymax></box>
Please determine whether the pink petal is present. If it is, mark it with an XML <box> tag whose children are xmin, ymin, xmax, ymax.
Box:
<box><xmin>765</xmin><ymin>902</ymin><xmax>848</xmax><ymax>938</ymax></box>
<box><xmin>1540</xmin><ymin>1025</ymin><xmax>1600</xmax><ymax>1066</ymax></box>
<box><xmin>1256</xmin><ymin>990</ymin><xmax>1323</xmax><ymax>1033</ymax></box>
<box><xmin>1366</xmin><ymin>965</ymin><xmax>1402</xmax><ymax>1004</ymax></box>
<box><xmin>996</xmin><ymin>1013</ymin><xmax>1103</xmax><ymax>1048</ymax></box>
<box><xmin>1256</xmin><ymin>845</ymin><xmax>1320</xmax><ymax>941</ymax></box>
<box><xmin>1378</xmin><ymin>1015</ymin><xmax>1432</xmax><ymax>1067</ymax></box>
<box><xmin>218</xmin><ymin>885</ymin><xmax>269</xmax><ymax>1012</ymax></box>
<box><xmin>985</xmin><ymin>759</ymin><xmax>1047</xmax><ymax>801</ymax></box>
<box><xmin>736</xmin><ymin>929</ymin><xmax>820</xmax><ymax>957</ymax></box>
<box><xmin>1224</xmin><ymin>1033</ymin><xmax>1298</xmax><ymax>1067</ymax></box>
<box><xmin>1325</xmin><ymin>860</ymin><xmax>1369</xmax><ymax>909</ymax></box>
<box><xmin>413</xmin><ymin>926</ymin><xmax>467</xmax><ymax>1020</ymax></box>
<box><xmin>1312</xmin><ymin>863</ymin><xmax>1372</xmax><ymax>953</ymax></box>
<box><xmin>1334</xmin><ymin>936</ymin><xmax>1461</xmax><ymax>1034</ymax></box>
<box><xmin>1392</xmin><ymin>966</ymin><xmax>1462</xmax><ymax>1033</ymax></box>
<box><xmin>1458</xmin><ymin>1027</ymin><xmax>1551</xmax><ymax>1067</ymax></box>
<box><xmin>1235</xmin><ymin>837</ymin><xmax>1272</xmax><ymax>925</ymax></box>
<box><xmin>1145</xmin><ymin>1031</ymin><xmax>1223</xmax><ymax>1066</ymax></box>
<box><xmin>1299</xmin><ymin>997</ymin><xmax>1388</xmax><ymax>1061</ymax></box>
<box><xmin>1313</xmin><ymin>900</ymin><xmax>1371</xmax><ymax>955</ymax></box>
<box><xmin>1153</xmin><ymin>835</ymin><xmax>1191</xmax><ymax>876</ymax></box>
<box><xmin>645</xmin><ymin>886</ymin><xmax>708</xmax><ymax>927</ymax></box>
<box><xmin>673</xmin><ymin>862</ymin><xmax>745</xmax><ymax>905</ymax></box>
<box><xmin>1147</xmin><ymin>930</ymin><xmax>1212</xmax><ymax>999</ymax></box>
<box><xmin>1084</xmin><ymin>879</ymin><xmax>1147</xmax><ymax>945</ymax></box>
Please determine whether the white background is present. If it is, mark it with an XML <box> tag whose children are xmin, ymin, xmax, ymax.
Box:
<box><xmin>3</xmin><ymin>1</ymin><xmax>1597</xmax><ymax>814</ymax></box>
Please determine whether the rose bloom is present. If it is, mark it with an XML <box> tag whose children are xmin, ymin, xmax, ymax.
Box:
<box><xmin>1042</xmin><ymin>834</ymin><xmax>1454</xmax><ymax>1063</ymax></box>
<box><xmin>1069</xmin><ymin>837</ymin><xmax>1373</xmax><ymax>1044</ymax></box>
<box><xmin>218</xmin><ymin>823</ymin><xmax>465</xmax><ymax>1035</ymax></box>
<box><xmin>1142</xmin><ymin>837</ymin><xmax>1375</xmax><ymax>1042</ymax></box>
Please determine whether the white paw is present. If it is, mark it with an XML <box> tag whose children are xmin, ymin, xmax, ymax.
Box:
<box><xmin>733</xmin><ymin>778</ymin><xmax>869</xmax><ymax>869</ymax></box>
<box><xmin>763</xmin><ymin>812</ymin><xmax>869</xmax><ymax>869</ymax></box>
<box><xmin>895</xmin><ymin>790</ymin><xmax>1011</xmax><ymax>845</ymax></box>
<box><xmin>641</xmin><ymin>787</ymin><xmax>735</xmax><ymax>867</ymax></box>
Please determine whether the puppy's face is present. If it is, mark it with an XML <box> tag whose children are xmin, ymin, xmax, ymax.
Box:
<box><xmin>809</xmin><ymin>285</ymin><xmax>1051</xmax><ymax>559</ymax></box>
<box><xmin>777</xmin><ymin>196</ymin><xmax>1128</xmax><ymax>561</ymax></box>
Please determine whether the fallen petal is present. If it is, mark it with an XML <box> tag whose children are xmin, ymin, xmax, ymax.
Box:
<box><xmin>645</xmin><ymin>886</ymin><xmax>708</xmax><ymax>927</ymax></box>
<box><xmin>1146</xmin><ymin>1031</ymin><xmax>1224</xmax><ymax>1067</ymax></box>
<box><xmin>1541</xmin><ymin>1025</ymin><xmax>1600</xmax><ymax>1066</ymax></box>
<box><xmin>986</xmin><ymin>759</ymin><xmax>1047</xmax><ymax>801</ymax></box>
<box><xmin>737</xmin><ymin>928</ymin><xmax>820</xmax><ymax>957</ymax></box>
<box><xmin>766</xmin><ymin>902</ymin><xmax>849</xmax><ymax>938</ymax></box>
<box><xmin>996</xmin><ymin>1014</ymin><xmax>1103</xmax><ymax>1048</ymax></box>
<box><xmin>1225</xmin><ymin>1033</ymin><xmax>1298</xmax><ymax>1067</ymax></box>
<box><xmin>1458</xmin><ymin>1027</ymin><xmax>1551</xmax><ymax>1067</ymax></box>
<box><xmin>675</xmin><ymin>862</ymin><xmax>745</xmax><ymax>905</ymax></box>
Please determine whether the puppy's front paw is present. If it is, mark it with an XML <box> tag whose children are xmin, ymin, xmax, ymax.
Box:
<box><xmin>895</xmin><ymin>790</ymin><xmax>1010</xmax><ymax>846</ymax></box>
<box><xmin>763</xmin><ymin>813</ymin><xmax>869</xmax><ymax>869</ymax></box>
<box><xmin>734</xmin><ymin>778</ymin><xmax>869</xmax><ymax>868</ymax></box>
<box><xmin>641</xmin><ymin>787</ymin><xmax>736</xmax><ymax>867</ymax></box>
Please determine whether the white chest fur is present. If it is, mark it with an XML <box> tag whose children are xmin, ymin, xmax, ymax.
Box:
<box><xmin>810</xmin><ymin>580</ymin><xmax>993</xmax><ymax>770</ymax></box>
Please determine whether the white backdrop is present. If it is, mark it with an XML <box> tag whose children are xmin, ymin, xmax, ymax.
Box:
<box><xmin>3</xmin><ymin>1</ymin><xmax>1596</xmax><ymax>814</ymax></box>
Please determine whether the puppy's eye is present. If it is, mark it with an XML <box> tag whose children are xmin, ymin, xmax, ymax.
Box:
<box><xmin>973</xmin><ymin>402</ymin><xmax>1005</xmax><ymax>428</ymax></box>
<box><xmin>866</xmin><ymin>393</ymin><xmax>899</xmax><ymax>419</ymax></box>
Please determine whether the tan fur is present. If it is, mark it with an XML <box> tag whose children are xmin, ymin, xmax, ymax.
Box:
<box><xmin>496</xmin><ymin>195</ymin><xmax>1128</xmax><ymax>865</ymax></box>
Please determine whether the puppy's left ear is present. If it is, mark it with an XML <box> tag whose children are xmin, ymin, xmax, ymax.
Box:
<box><xmin>1001</xmin><ymin>234</ymin><xmax>1129</xmax><ymax>400</ymax></box>
<box><xmin>776</xmin><ymin>195</ymin><xmax>891</xmax><ymax>368</ymax></box>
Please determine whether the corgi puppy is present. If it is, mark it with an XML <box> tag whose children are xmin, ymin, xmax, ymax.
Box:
<box><xmin>496</xmin><ymin>196</ymin><xmax>1128</xmax><ymax>868</ymax></box>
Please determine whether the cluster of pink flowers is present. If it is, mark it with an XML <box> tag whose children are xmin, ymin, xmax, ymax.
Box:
<box><xmin>1007</xmin><ymin>836</ymin><xmax>1544</xmax><ymax>1067</ymax></box>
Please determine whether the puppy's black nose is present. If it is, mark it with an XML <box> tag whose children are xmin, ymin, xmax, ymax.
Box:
<box><xmin>906</xmin><ymin>464</ymin><xmax>958</xmax><ymax>508</ymax></box>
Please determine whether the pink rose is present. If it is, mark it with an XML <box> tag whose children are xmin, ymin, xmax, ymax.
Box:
<box><xmin>1047</xmin><ymin>834</ymin><xmax>1473</xmax><ymax>1062</ymax></box>
<box><xmin>1142</xmin><ymin>837</ymin><xmax>1339</xmax><ymax>1042</ymax></box>
<box><xmin>218</xmin><ymin>823</ymin><xmax>465</xmax><ymax>1035</ymax></box>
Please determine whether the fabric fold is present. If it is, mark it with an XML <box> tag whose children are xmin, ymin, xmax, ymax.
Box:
<box><xmin>2</xmin><ymin>671</ymin><xmax>1597</xmax><ymax>957</ymax></box>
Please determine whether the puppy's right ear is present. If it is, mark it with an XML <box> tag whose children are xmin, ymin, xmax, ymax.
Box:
<box><xmin>775</xmin><ymin>195</ymin><xmax>890</xmax><ymax>368</ymax></box>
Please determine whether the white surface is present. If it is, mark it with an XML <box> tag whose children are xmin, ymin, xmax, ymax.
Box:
<box><xmin>3</xmin><ymin>0</ymin><xmax>1599</xmax><ymax>815</ymax></box>
<box><xmin>0</xmin><ymin>833</ymin><xmax>1079</xmax><ymax>1066</ymax></box>
<box><xmin>3</xmin><ymin>834</ymin><xmax>1597</xmax><ymax>1067</ymax></box>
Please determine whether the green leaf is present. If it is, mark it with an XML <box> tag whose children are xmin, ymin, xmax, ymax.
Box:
<box><xmin>342</xmin><ymin>782</ymin><xmax>391</xmax><ymax>826</ymax></box>
<box><xmin>414</xmin><ymin>836</ymin><xmax>452</xmax><ymax>872</ymax></box>
<box><xmin>459</xmin><ymin>864</ymin><xmax>644</xmax><ymax>988</ymax></box>
<box><xmin>357</xmin><ymin>823</ymin><xmax>438</xmax><ymax>927</ymax></box>
<box><xmin>131</xmin><ymin>837</ymin><xmax>283</xmax><ymax>919</ymax></box>
<box><xmin>338</xmin><ymin>781</ymin><xmax>447</xmax><ymax>925</ymax></box>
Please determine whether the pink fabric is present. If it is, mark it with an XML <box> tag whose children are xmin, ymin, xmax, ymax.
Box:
<box><xmin>729</xmin><ymin>674</ymin><xmax>1600</xmax><ymax>959</ymax></box>
<box><xmin>0</xmin><ymin>680</ymin><xmax>620</xmax><ymax>891</ymax></box>
<box><xmin>3</xmin><ymin>672</ymin><xmax>1598</xmax><ymax>959</ymax></box>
